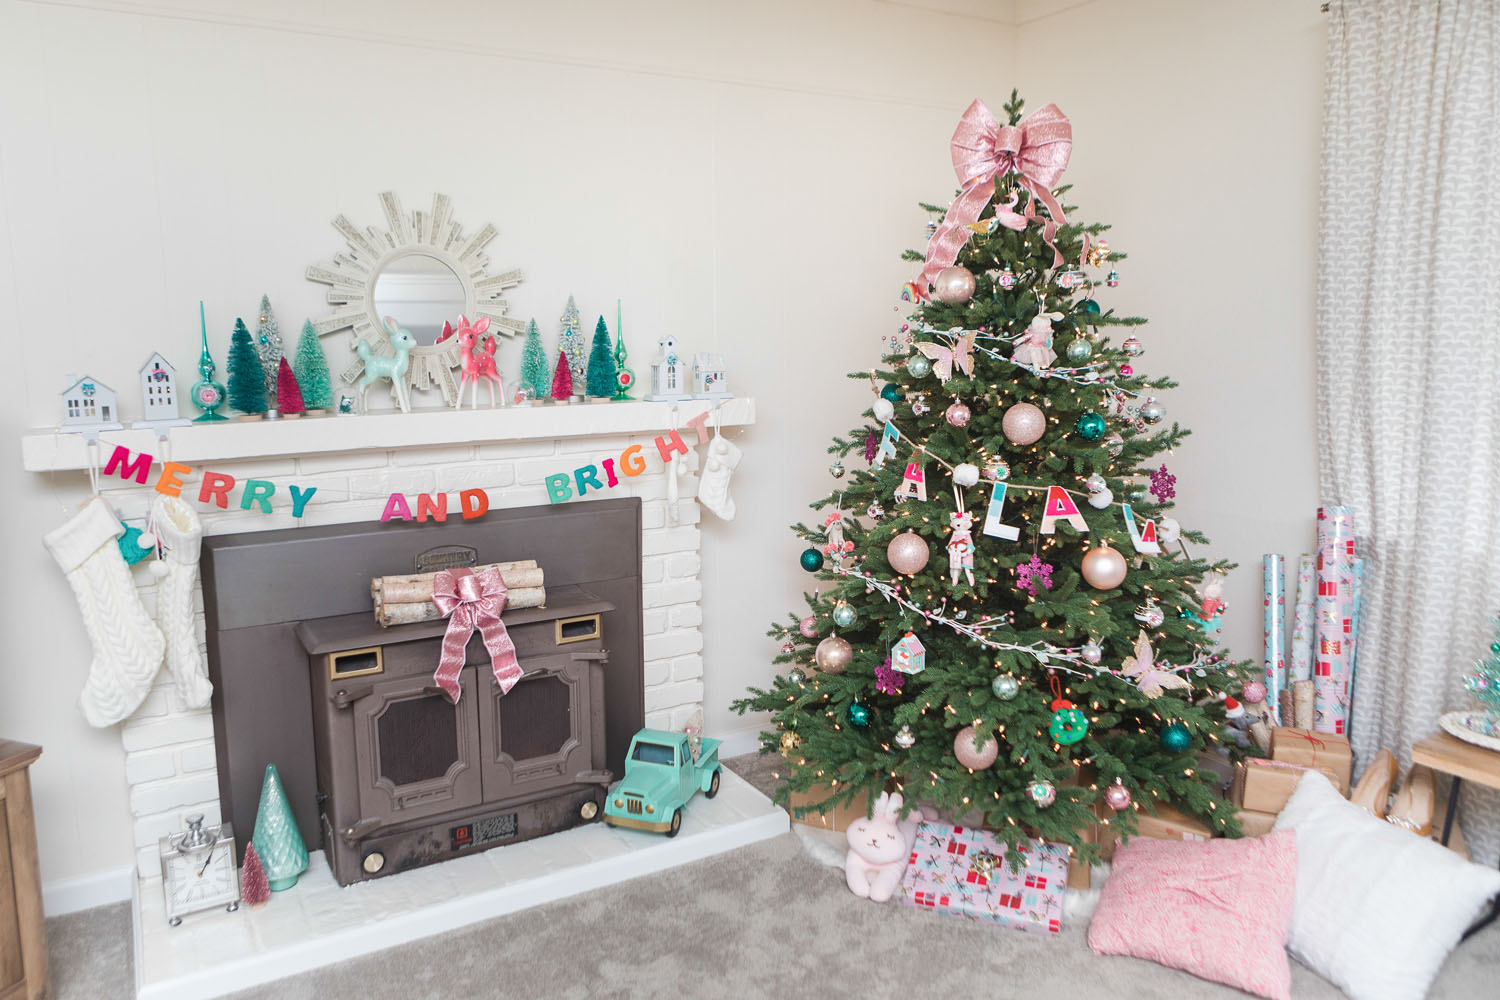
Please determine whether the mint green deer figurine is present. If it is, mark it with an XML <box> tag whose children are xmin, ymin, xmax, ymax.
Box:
<box><xmin>356</xmin><ymin>317</ymin><xmax>417</xmax><ymax>413</ymax></box>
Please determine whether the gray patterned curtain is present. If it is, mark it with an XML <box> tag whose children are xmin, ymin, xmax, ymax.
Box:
<box><xmin>1318</xmin><ymin>0</ymin><xmax>1500</xmax><ymax>863</ymax></box>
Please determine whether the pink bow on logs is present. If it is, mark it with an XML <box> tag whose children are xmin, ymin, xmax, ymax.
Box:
<box><xmin>431</xmin><ymin>566</ymin><xmax>521</xmax><ymax>702</ymax></box>
<box><xmin>919</xmin><ymin>100</ymin><xmax>1075</xmax><ymax>294</ymax></box>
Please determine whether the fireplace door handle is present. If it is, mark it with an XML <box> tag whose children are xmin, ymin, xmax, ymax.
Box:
<box><xmin>340</xmin><ymin>817</ymin><xmax>384</xmax><ymax>845</ymax></box>
<box><xmin>570</xmin><ymin>649</ymin><xmax>610</xmax><ymax>664</ymax></box>
<box><xmin>331</xmin><ymin>683</ymin><xmax>376</xmax><ymax>709</ymax></box>
<box><xmin>576</xmin><ymin>769</ymin><xmax>613</xmax><ymax>787</ymax></box>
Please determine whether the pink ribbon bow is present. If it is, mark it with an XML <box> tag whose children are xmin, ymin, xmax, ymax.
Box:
<box><xmin>431</xmin><ymin>566</ymin><xmax>522</xmax><ymax>703</ymax></box>
<box><xmin>919</xmin><ymin>99</ymin><xmax>1075</xmax><ymax>293</ymax></box>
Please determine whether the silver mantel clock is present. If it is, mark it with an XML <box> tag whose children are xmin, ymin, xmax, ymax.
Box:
<box><xmin>158</xmin><ymin>814</ymin><xmax>241</xmax><ymax>925</ymax></box>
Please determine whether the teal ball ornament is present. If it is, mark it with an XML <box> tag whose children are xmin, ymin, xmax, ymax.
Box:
<box><xmin>117</xmin><ymin>525</ymin><xmax>155</xmax><ymax>565</ymax></box>
<box><xmin>799</xmin><ymin>548</ymin><xmax>825</xmax><ymax>572</ymax></box>
<box><xmin>991</xmin><ymin>675</ymin><xmax>1020</xmax><ymax>700</ymax></box>
<box><xmin>880</xmin><ymin>383</ymin><xmax>901</xmax><ymax>403</ymax></box>
<box><xmin>1049</xmin><ymin>703</ymin><xmax>1089</xmax><ymax>745</ymax></box>
<box><xmin>1075</xmin><ymin>412</ymin><xmax>1107</xmax><ymax>441</ymax></box>
<box><xmin>1065</xmin><ymin>338</ymin><xmax>1093</xmax><ymax>363</ymax></box>
<box><xmin>847</xmin><ymin>701</ymin><xmax>872</xmax><ymax>728</ymax></box>
<box><xmin>832</xmin><ymin>601</ymin><xmax>857</xmax><ymax>628</ymax></box>
<box><xmin>907</xmin><ymin>355</ymin><xmax>932</xmax><ymax>379</ymax></box>
<box><xmin>1160</xmin><ymin>722</ymin><xmax>1192</xmax><ymax>752</ymax></box>
<box><xmin>1079</xmin><ymin>298</ymin><xmax>1101</xmax><ymax>315</ymax></box>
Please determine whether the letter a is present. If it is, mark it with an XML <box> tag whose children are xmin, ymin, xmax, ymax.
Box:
<box><xmin>894</xmin><ymin>460</ymin><xmax>927</xmax><ymax>501</ymax></box>
<box><xmin>1123</xmin><ymin>504</ymin><xmax>1161</xmax><ymax>554</ymax></box>
<box><xmin>1039</xmin><ymin>485</ymin><xmax>1089</xmax><ymax>535</ymax></box>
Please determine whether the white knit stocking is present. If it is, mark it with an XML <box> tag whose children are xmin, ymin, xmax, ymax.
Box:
<box><xmin>150</xmin><ymin>495</ymin><xmax>212</xmax><ymax>709</ymax></box>
<box><xmin>44</xmin><ymin>498</ymin><xmax>166</xmax><ymax>727</ymax></box>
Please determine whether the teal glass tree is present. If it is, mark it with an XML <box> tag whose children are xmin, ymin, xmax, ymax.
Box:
<box><xmin>226</xmin><ymin>319</ymin><xmax>268</xmax><ymax>416</ymax></box>
<box><xmin>612</xmin><ymin>301</ymin><xmax>635</xmax><ymax>401</ymax></box>
<box><xmin>292</xmin><ymin>320</ymin><xmax>334</xmax><ymax>412</ymax></box>
<box><xmin>519</xmin><ymin>318</ymin><xmax>549</xmax><ymax>401</ymax></box>
<box><xmin>251</xmin><ymin>763</ymin><xmax>308</xmax><ymax>891</ymax></box>
<box><xmin>585</xmin><ymin>316</ymin><xmax>618</xmax><ymax>398</ymax></box>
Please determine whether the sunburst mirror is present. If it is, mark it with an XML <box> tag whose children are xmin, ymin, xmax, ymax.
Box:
<box><xmin>306</xmin><ymin>191</ymin><xmax>524</xmax><ymax>406</ymax></box>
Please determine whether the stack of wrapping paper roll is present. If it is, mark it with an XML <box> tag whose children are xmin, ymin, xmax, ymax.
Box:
<box><xmin>1262</xmin><ymin>506</ymin><xmax>1363</xmax><ymax>735</ymax></box>
<box><xmin>371</xmin><ymin>560</ymin><xmax>546</xmax><ymax>626</ymax></box>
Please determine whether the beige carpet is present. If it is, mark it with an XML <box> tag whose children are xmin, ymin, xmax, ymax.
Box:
<box><xmin>44</xmin><ymin>753</ymin><xmax>1500</xmax><ymax>998</ymax></box>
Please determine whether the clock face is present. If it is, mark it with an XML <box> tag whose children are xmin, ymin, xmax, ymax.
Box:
<box><xmin>193</xmin><ymin>381</ymin><xmax>224</xmax><ymax>408</ymax></box>
<box><xmin>166</xmin><ymin>846</ymin><xmax>238</xmax><ymax>913</ymax></box>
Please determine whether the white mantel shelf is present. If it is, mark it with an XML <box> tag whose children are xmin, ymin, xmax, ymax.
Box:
<box><xmin>22</xmin><ymin>397</ymin><xmax>755</xmax><ymax>472</ymax></box>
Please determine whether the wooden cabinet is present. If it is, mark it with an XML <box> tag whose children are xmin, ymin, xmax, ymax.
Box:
<box><xmin>0</xmin><ymin>740</ymin><xmax>45</xmax><ymax>1000</ymax></box>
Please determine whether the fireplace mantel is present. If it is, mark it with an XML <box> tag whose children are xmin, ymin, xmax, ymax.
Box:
<box><xmin>21</xmin><ymin>397</ymin><xmax>755</xmax><ymax>472</ymax></box>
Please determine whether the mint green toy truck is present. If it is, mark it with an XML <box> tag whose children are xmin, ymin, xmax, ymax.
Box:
<box><xmin>603</xmin><ymin>728</ymin><xmax>721</xmax><ymax>837</ymax></box>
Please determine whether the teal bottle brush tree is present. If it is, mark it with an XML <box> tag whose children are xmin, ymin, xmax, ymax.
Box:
<box><xmin>292</xmin><ymin>319</ymin><xmax>334</xmax><ymax>413</ymax></box>
<box><xmin>585</xmin><ymin>315</ymin><xmax>618</xmax><ymax>399</ymax></box>
<box><xmin>519</xmin><ymin>318</ymin><xmax>549</xmax><ymax>404</ymax></box>
<box><xmin>733</xmin><ymin>90</ymin><xmax>1249</xmax><ymax>867</ymax></box>
<box><xmin>226</xmin><ymin>318</ymin><xmax>268</xmax><ymax>418</ymax></box>
<box><xmin>251</xmin><ymin>763</ymin><xmax>308</xmax><ymax>891</ymax></box>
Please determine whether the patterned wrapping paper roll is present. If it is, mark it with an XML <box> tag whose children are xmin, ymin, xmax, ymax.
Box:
<box><xmin>1314</xmin><ymin>506</ymin><xmax>1357</xmax><ymax>734</ymax></box>
<box><xmin>1288</xmin><ymin>553</ymin><xmax>1316</xmax><ymax>682</ymax></box>
<box><xmin>1345</xmin><ymin>558</ymin><xmax>1366</xmax><ymax>732</ymax></box>
<box><xmin>1263</xmin><ymin>554</ymin><xmax>1286</xmax><ymax>724</ymax></box>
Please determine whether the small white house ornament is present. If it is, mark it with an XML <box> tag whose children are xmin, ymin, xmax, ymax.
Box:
<box><xmin>133</xmin><ymin>353</ymin><xmax>190</xmax><ymax>435</ymax></box>
<box><xmin>60</xmin><ymin>374</ymin><xmax>123</xmax><ymax>439</ymax></box>
<box><xmin>691</xmin><ymin>352</ymin><xmax>730</xmax><ymax>399</ymax></box>
<box><xmin>646</xmin><ymin>335</ymin><xmax>692</xmax><ymax>402</ymax></box>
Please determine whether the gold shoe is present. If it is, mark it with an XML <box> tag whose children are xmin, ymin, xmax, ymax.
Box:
<box><xmin>1387</xmin><ymin>764</ymin><xmax>1435</xmax><ymax>837</ymax></box>
<box><xmin>1349</xmin><ymin>748</ymin><xmax>1397</xmax><ymax>819</ymax></box>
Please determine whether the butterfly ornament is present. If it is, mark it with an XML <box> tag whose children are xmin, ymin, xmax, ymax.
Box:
<box><xmin>1119</xmin><ymin>629</ymin><xmax>1191</xmax><ymax>699</ymax></box>
<box><xmin>914</xmin><ymin>330</ymin><xmax>977</xmax><ymax>382</ymax></box>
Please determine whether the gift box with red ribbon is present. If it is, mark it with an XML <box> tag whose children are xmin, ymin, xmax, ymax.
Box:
<box><xmin>900</xmin><ymin>822</ymin><xmax>1067</xmax><ymax>936</ymax></box>
<box><xmin>1270</xmin><ymin>726</ymin><xmax>1351</xmax><ymax>794</ymax></box>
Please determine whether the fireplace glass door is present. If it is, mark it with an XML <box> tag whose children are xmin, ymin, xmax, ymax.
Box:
<box><xmin>478</xmin><ymin>654</ymin><xmax>592</xmax><ymax>801</ymax></box>
<box><xmin>353</xmin><ymin>667</ymin><xmax>483</xmax><ymax>827</ymax></box>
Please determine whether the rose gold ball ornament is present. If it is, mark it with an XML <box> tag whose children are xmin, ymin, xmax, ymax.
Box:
<box><xmin>1103</xmin><ymin>780</ymin><xmax>1132</xmax><ymax>811</ymax></box>
<box><xmin>945</xmin><ymin>401</ymin><xmax>972</xmax><ymax>427</ymax></box>
<box><xmin>799</xmin><ymin>616</ymin><xmax>818</xmax><ymax>638</ymax></box>
<box><xmin>1001</xmin><ymin>402</ymin><xmax>1046</xmax><ymax>445</ymax></box>
<box><xmin>953</xmin><ymin>725</ymin><xmax>999</xmax><ymax>770</ymax></box>
<box><xmin>1081</xmin><ymin>545</ymin><xmax>1128</xmax><ymax>590</ymax></box>
<box><xmin>1081</xmin><ymin>640</ymin><xmax>1103</xmax><ymax>665</ymax></box>
<box><xmin>933</xmin><ymin>265</ymin><xmax>976</xmax><ymax>304</ymax></box>
<box><xmin>1104</xmin><ymin>432</ymin><xmax>1125</xmax><ymax>456</ymax></box>
<box><xmin>814</xmin><ymin>635</ymin><xmax>853</xmax><ymax>674</ymax></box>
<box><xmin>887</xmin><ymin>531</ymin><xmax>930</xmax><ymax>575</ymax></box>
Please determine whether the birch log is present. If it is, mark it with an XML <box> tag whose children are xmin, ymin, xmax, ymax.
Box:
<box><xmin>371</xmin><ymin>560</ymin><xmax>542</xmax><ymax>605</ymax></box>
<box><xmin>376</xmin><ymin>586</ymin><xmax>548</xmax><ymax>626</ymax></box>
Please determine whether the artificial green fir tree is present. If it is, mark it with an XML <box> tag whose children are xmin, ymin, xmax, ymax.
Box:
<box><xmin>734</xmin><ymin>91</ymin><xmax>1247</xmax><ymax>865</ymax></box>
<box><xmin>1465</xmin><ymin>619</ymin><xmax>1500</xmax><ymax>720</ymax></box>
<box><xmin>226</xmin><ymin>319</ymin><xmax>268</xmax><ymax>415</ymax></box>
<box><xmin>250</xmin><ymin>763</ymin><xmax>308</xmax><ymax>891</ymax></box>
<box><xmin>292</xmin><ymin>320</ymin><xmax>334</xmax><ymax>412</ymax></box>
<box><xmin>519</xmin><ymin>318</ymin><xmax>550</xmax><ymax>401</ymax></box>
<box><xmin>585</xmin><ymin>316</ymin><xmax>618</xmax><ymax>398</ymax></box>
<box><xmin>254</xmin><ymin>295</ymin><xmax>283</xmax><ymax>395</ymax></box>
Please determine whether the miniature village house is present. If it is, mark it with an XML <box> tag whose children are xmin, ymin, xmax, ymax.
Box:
<box><xmin>646</xmin><ymin>334</ymin><xmax>691</xmax><ymax>401</ymax></box>
<box><xmin>59</xmin><ymin>374</ymin><xmax>122</xmax><ymax>435</ymax></box>
<box><xmin>692</xmin><ymin>352</ymin><xmax>728</xmax><ymax>398</ymax></box>
<box><xmin>139</xmin><ymin>353</ymin><xmax>180</xmax><ymax>422</ymax></box>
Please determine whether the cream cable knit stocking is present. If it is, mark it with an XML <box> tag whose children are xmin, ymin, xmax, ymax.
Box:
<box><xmin>150</xmin><ymin>495</ymin><xmax>212</xmax><ymax>709</ymax></box>
<box><xmin>44</xmin><ymin>498</ymin><xmax>166</xmax><ymax>727</ymax></box>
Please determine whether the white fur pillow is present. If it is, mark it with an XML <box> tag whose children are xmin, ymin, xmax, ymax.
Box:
<box><xmin>1273</xmin><ymin>769</ymin><xmax>1500</xmax><ymax>1000</ymax></box>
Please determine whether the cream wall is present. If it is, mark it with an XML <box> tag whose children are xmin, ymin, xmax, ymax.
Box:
<box><xmin>0</xmin><ymin>0</ymin><xmax>1323</xmax><ymax>898</ymax></box>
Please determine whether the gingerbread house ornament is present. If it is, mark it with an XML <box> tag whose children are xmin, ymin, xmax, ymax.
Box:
<box><xmin>59</xmin><ymin>374</ymin><xmax>123</xmax><ymax>440</ymax></box>
<box><xmin>133</xmin><ymin>353</ymin><xmax>191</xmax><ymax>435</ymax></box>
<box><xmin>891</xmin><ymin>632</ymin><xmax>927</xmax><ymax>675</ymax></box>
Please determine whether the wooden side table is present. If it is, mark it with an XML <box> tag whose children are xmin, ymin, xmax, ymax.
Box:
<box><xmin>0</xmin><ymin>740</ymin><xmax>46</xmax><ymax>999</ymax></box>
<box><xmin>1411</xmin><ymin>731</ymin><xmax>1500</xmax><ymax>940</ymax></box>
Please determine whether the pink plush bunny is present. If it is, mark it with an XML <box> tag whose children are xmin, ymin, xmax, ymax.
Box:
<box><xmin>845</xmin><ymin>791</ymin><xmax>917</xmax><ymax>902</ymax></box>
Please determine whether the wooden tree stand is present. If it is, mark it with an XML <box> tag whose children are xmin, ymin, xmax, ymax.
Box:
<box><xmin>0</xmin><ymin>740</ymin><xmax>45</xmax><ymax>999</ymax></box>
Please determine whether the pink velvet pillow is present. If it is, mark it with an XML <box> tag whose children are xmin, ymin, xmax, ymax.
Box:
<box><xmin>1088</xmin><ymin>830</ymin><xmax>1298</xmax><ymax>1000</ymax></box>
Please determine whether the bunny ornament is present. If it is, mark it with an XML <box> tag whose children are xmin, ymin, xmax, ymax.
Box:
<box><xmin>1011</xmin><ymin>309</ymin><xmax>1064</xmax><ymax>370</ymax></box>
<box><xmin>845</xmin><ymin>791</ymin><xmax>918</xmax><ymax>902</ymax></box>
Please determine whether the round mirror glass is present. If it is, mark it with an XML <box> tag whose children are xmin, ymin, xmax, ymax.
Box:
<box><xmin>370</xmin><ymin>253</ymin><xmax>467</xmax><ymax>345</ymax></box>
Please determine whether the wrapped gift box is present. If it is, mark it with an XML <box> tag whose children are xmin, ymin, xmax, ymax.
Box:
<box><xmin>1097</xmin><ymin>800</ymin><xmax>1212</xmax><ymax>860</ymax></box>
<box><xmin>1270</xmin><ymin>727</ymin><xmax>1351</xmax><ymax>793</ymax></box>
<box><xmin>1239</xmin><ymin>757</ymin><xmax>1341</xmax><ymax>814</ymax></box>
<box><xmin>1235</xmin><ymin>808</ymin><xmax>1279</xmax><ymax>837</ymax></box>
<box><xmin>901</xmin><ymin>822</ymin><xmax>1068</xmax><ymax>936</ymax></box>
<box><xmin>785</xmin><ymin>783</ymin><xmax>873</xmax><ymax>833</ymax></box>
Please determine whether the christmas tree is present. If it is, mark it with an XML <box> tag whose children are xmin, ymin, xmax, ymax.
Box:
<box><xmin>226</xmin><ymin>319</ymin><xmax>268</xmax><ymax>415</ymax></box>
<box><xmin>275</xmin><ymin>357</ymin><xmax>305</xmax><ymax>416</ymax></box>
<box><xmin>734</xmin><ymin>92</ymin><xmax>1246</xmax><ymax>862</ymax></box>
<box><xmin>254</xmin><ymin>294</ymin><xmax>283</xmax><ymax>394</ymax></box>
<box><xmin>1465</xmin><ymin>618</ymin><xmax>1500</xmax><ymax>718</ymax></box>
<box><xmin>550</xmin><ymin>349</ymin><xmax>574</xmax><ymax>401</ymax></box>
<box><xmin>292</xmin><ymin>320</ymin><xmax>334</xmax><ymax>411</ymax></box>
<box><xmin>240</xmin><ymin>841</ymin><xmax>270</xmax><ymax>906</ymax></box>
<box><xmin>519</xmin><ymin>318</ymin><xmax>549</xmax><ymax>401</ymax></box>
<box><xmin>559</xmin><ymin>295</ymin><xmax>585</xmax><ymax>386</ymax></box>
<box><xmin>251</xmin><ymin>763</ymin><xmax>308</xmax><ymax>890</ymax></box>
<box><xmin>585</xmin><ymin>316</ymin><xmax>618</xmax><ymax>398</ymax></box>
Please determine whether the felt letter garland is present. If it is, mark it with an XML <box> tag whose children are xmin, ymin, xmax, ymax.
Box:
<box><xmin>1039</xmin><ymin>485</ymin><xmax>1088</xmax><ymax>535</ymax></box>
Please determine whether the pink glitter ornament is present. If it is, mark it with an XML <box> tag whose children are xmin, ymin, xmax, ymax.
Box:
<box><xmin>1149</xmin><ymin>464</ymin><xmax>1177</xmax><ymax>502</ymax></box>
<box><xmin>864</xmin><ymin>429</ymin><xmax>879</xmax><ymax>463</ymax></box>
<box><xmin>1119</xmin><ymin>364</ymin><xmax>1134</xmax><ymax>377</ymax></box>
<box><xmin>1242</xmin><ymin>680</ymin><xmax>1267</xmax><ymax>704</ymax></box>
<box><xmin>1015</xmin><ymin>554</ymin><xmax>1054</xmax><ymax>595</ymax></box>
<box><xmin>1103</xmin><ymin>780</ymin><xmax>1132</xmax><ymax>810</ymax></box>
<box><xmin>799</xmin><ymin>616</ymin><xmax>818</xmax><ymax>638</ymax></box>
<box><xmin>874</xmin><ymin>656</ymin><xmax>905</xmax><ymax>695</ymax></box>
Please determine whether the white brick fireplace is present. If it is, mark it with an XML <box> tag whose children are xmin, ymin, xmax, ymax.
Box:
<box><xmin>23</xmin><ymin>399</ymin><xmax>755</xmax><ymax>878</ymax></box>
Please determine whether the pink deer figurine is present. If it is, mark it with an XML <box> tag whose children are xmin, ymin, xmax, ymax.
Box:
<box><xmin>454</xmin><ymin>314</ymin><xmax>504</xmax><ymax>409</ymax></box>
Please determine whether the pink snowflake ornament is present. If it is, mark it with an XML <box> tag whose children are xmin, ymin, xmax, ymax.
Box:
<box><xmin>1149</xmin><ymin>464</ymin><xmax>1176</xmax><ymax>502</ymax></box>
<box><xmin>1015</xmin><ymin>555</ymin><xmax>1054</xmax><ymax>596</ymax></box>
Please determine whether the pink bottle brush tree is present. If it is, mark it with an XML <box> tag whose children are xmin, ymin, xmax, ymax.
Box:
<box><xmin>275</xmin><ymin>357</ymin><xmax>305</xmax><ymax>417</ymax></box>
<box><xmin>550</xmin><ymin>350</ymin><xmax>574</xmax><ymax>402</ymax></box>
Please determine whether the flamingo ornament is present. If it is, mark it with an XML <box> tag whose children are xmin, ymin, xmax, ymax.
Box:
<box><xmin>454</xmin><ymin>314</ymin><xmax>504</xmax><ymax>409</ymax></box>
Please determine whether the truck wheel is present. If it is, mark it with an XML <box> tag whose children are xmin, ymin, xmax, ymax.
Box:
<box><xmin>705</xmin><ymin>769</ymin><xmax>721</xmax><ymax>799</ymax></box>
<box><xmin>667</xmin><ymin>808</ymin><xmax>682</xmax><ymax>838</ymax></box>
